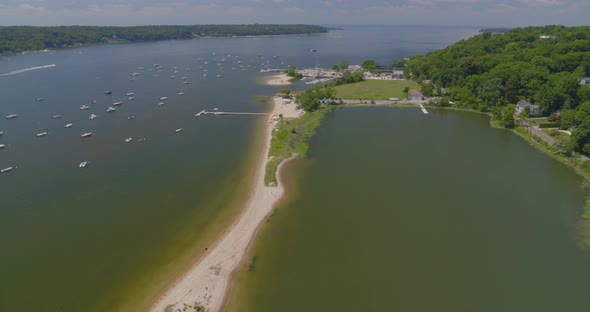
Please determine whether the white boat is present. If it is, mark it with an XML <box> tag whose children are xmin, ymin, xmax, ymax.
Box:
<box><xmin>177</xmin><ymin>92</ymin><xmax>184</xmax><ymax>96</ymax></box>
<box><xmin>64</xmin><ymin>123</ymin><xmax>73</xmax><ymax>128</ymax></box>
<box><xmin>1</xmin><ymin>167</ymin><xmax>13</xmax><ymax>173</ymax></box>
<box><xmin>79</xmin><ymin>161</ymin><xmax>89</xmax><ymax>168</ymax></box>
<box><xmin>36</xmin><ymin>132</ymin><xmax>48</xmax><ymax>137</ymax></box>
<box><xmin>0</xmin><ymin>144</ymin><xmax>5</xmax><ymax>149</ymax></box>
<box><xmin>106</xmin><ymin>107</ymin><xmax>116</xmax><ymax>112</ymax></box>
<box><xmin>0</xmin><ymin>131</ymin><xmax>3</xmax><ymax>136</ymax></box>
<box><xmin>175</xmin><ymin>128</ymin><xmax>182</xmax><ymax>133</ymax></box>
<box><xmin>126</xmin><ymin>93</ymin><xmax>135</xmax><ymax>96</ymax></box>
<box><xmin>216</xmin><ymin>75</ymin><xmax>222</xmax><ymax>78</ymax></box>
<box><xmin>89</xmin><ymin>114</ymin><xmax>97</xmax><ymax>120</ymax></box>
<box><xmin>112</xmin><ymin>102</ymin><xmax>123</xmax><ymax>106</ymax></box>
<box><xmin>128</xmin><ymin>116</ymin><xmax>135</xmax><ymax>120</ymax></box>
<box><xmin>81</xmin><ymin>132</ymin><xmax>93</xmax><ymax>138</ymax></box>
<box><xmin>184</xmin><ymin>81</ymin><xmax>190</xmax><ymax>85</ymax></box>
<box><xmin>6</xmin><ymin>114</ymin><xmax>17</xmax><ymax>119</ymax></box>
<box><xmin>91</xmin><ymin>100</ymin><xmax>96</xmax><ymax>104</ymax></box>
<box><xmin>52</xmin><ymin>115</ymin><xmax>62</xmax><ymax>119</ymax></box>
<box><xmin>128</xmin><ymin>97</ymin><xmax>135</xmax><ymax>100</ymax></box>
<box><xmin>160</xmin><ymin>97</ymin><xmax>168</xmax><ymax>100</ymax></box>
<box><xmin>182</xmin><ymin>77</ymin><xmax>188</xmax><ymax>80</ymax></box>
<box><xmin>213</xmin><ymin>108</ymin><xmax>219</xmax><ymax>111</ymax></box>
<box><xmin>36</xmin><ymin>97</ymin><xmax>45</xmax><ymax>102</ymax></box>
<box><xmin>124</xmin><ymin>137</ymin><xmax>133</xmax><ymax>143</ymax></box>
<box><xmin>80</xmin><ymin>105</ymin><xmax>90</xmax><ymax>110</ymax></box>
<box><xmin>158</xmin><ymin>102</ymin><xmax>164</xmax><ymax>106</ymax></box>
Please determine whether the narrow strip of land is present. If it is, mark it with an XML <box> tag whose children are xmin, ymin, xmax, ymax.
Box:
<box><xmin>151</xmin><ymin>97</ymin><xmax>300</xmax><ymax>312</ymax></box>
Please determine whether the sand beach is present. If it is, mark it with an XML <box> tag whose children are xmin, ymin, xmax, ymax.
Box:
<box><xmin>151</xmin><ymin>97</ymin><xmax>299</xmax><ymax>312</ymax></box>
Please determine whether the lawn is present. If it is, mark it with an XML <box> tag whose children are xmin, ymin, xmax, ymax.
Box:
<box><xmin>333</xmin><ymin>79</ymin><xmax>419</xmax><ymax>100</ymax></box>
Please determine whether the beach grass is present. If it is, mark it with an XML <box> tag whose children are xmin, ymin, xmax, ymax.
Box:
<box><xmin>333</xmin><ymin>79</ymin><xmax>419</xmax><ymax>100</ymax></box>
<box><xmin>265</xmin><ymin>107</ymin><xmax>331</xmax><ymax>186</ymax></box>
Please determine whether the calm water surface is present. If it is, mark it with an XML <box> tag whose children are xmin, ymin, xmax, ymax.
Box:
<box><xmin>230</xmin><ymin>107</ymin><xmax>590</xmax><ymax>312</ymax></box>
<box><xmin>0</xmin><ymin>26</ymin><xmax>480</xmax><ymax>311</ymax></box>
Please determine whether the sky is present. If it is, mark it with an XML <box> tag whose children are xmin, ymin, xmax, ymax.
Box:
<box><xmin>0</xmin><ymin>0</ymin><xmax>589</xmax><ymax>27</ymax></box>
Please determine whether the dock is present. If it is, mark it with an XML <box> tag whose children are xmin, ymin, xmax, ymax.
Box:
<box><xmin>419</xmin><ymin>103</ymin><xmax>429</xmax><ymax>114</ymax></box>
<box><xmin>195</xmin><ymin>110</ymin><xmax>269</xmax><ymax>117</ymax></box>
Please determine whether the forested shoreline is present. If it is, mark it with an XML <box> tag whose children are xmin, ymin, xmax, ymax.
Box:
<box><xmin>0</xmin><ymin>24</ymin><xmax>329</xmax><ymax>55</ymax></box>
<box><xmin>406</xmin><ymin>25</ymin><xmax>590</xmax><ymax>154</ymax></box>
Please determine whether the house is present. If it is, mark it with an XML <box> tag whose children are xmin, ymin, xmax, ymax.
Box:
<box><xmin>408</xmin><ymin>89</ymin><xmax>424</xmax><ymax>101</ymax></box>
<box><xmin>581</xmin><ymin>77</ymin><xmax>590</xmax><ymax>85</ymax></box>
<box><xmin>516</xmin><ymin>99</ymin><xmax>542</xmax><ymax>115</ymax></box>
<box><xmin>539</xmin><ymin>35</ymin><xmax>558</xmax><ymax>40</ymax></box>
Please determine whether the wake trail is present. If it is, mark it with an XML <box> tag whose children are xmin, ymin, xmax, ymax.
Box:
<box><xmin>0</xmin><ymin>64</ymin><xmax>56</xmax><ymax>76</ymax></box>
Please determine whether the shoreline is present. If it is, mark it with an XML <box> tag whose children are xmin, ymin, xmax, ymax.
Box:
<box><xmin>150</xmin><ymin>97</ymin><xmax>299</xmax><ymax>312</ymax></box>
<box><xmin>260</xmin><ymin>73</ymin><xmax>293</xmax><ymax>86</ymax></box>
<box><xmin>1</xmin><ymin>32</ymin><xmax>329</xmax><ymax>58</ymax></box>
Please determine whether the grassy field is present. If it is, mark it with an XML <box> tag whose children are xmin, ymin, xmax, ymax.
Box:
<box><xmin>333</xmin><ymin>79</ymin><xmax>419</xmax><ymax>100</ymax></box>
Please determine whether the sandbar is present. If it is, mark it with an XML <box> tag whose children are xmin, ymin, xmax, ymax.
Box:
<box><xmin>151</xmin><ymin>97</ymin><xmax>300</xmax><ymax>312</ymax></box>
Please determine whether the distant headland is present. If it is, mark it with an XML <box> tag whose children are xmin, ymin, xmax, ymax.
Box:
<box><xmin>0</xmin><ymin>24</ymin><xmax>330</xmax><ymax>55</ymax></box>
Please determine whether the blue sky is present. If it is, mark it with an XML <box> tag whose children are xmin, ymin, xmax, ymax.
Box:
<box><xmin>0</xmin><ymin>0</ymin><xmax>588</xmax><ymax>27</ymax></box>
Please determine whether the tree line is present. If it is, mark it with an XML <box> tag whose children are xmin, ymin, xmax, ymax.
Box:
<box><xmin>406</xmin><ymin>25</ymin><xmax>590</xmax><ymax>154</ymax></box>
<box><xmin>0</xmin><ymin>24</ymin><xmax>329</xmax><ymax>55</ymax></box>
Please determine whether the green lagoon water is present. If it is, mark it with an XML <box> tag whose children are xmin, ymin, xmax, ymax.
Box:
<box><xmin>229</xmin><ymin>107</ymin><xmax>590</xmax><ymax>312</ymax></box>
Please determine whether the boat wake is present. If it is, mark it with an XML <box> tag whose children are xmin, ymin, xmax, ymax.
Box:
<box><xmin>0</xmin><ymin>64</ymin><xmax>56</xmax><ymax>76</ymax></box>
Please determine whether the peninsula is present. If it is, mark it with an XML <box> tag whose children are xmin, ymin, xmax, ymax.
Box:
<box><xmin>0</xmin><ymin>24</ymin><xmax>330</xmax><ymax>55</ymax></box>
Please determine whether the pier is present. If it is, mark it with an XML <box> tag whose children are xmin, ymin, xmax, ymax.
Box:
<box><xmin>195</xmin><ymin>110</ymin><xmax>269</xmax><ymax>117</ymax></box>
<box><xmin>419</xmin><ymin>103</ymin><xmax>429</xmax><ymax>114</ymax></box>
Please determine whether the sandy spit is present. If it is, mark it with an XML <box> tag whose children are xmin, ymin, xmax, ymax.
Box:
<box><xmin>262</xmin><ymin>73</ymin><xmax>293</xmax><ymax>86</ymax></box>
<box><xmin>150</xmin><ymin>97</ymin><xmax>300</xmax><ymax>312</ymax></box>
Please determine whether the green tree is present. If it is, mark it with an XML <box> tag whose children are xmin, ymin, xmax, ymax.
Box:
<box><xmin>500</xmin><ymin>104</ymin><xmax>516</xmax><ymax>128</ymax></box>
<box><xmin>403</xmin><ymin>86</ymin><xmax>410</xmax><ymax>99</ymax></box>
<box><xmin>362</xmin><ymin>60</ymin><xmax>377</xmax><ymax>71</ymax></box>
<box><xmin>560</xmin><ymin>110</ymin><xmax>575</xmax><ymax>129</ymax></box>
<box><xmin>338</xmin><ymin>59</ymin><xmax>348</xmax><ymax>71</ymax></box>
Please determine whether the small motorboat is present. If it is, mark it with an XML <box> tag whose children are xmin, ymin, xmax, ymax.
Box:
<box><xmin>160</xmin><ymin>97</ymin><xmax>168</xmax><ymax>100</ymax></box>
<box><xmin>36</xmin><ymin>97</ymin><xmax>45</xmax><ymax>102</ymax></box>
<box><xmin>0</xmin><ymin>131</ymin><xmax>3</xmax><ymax>136</ymax></box>
<box><xmin>6</xmin><ymin>114</ymin><xmax>17</xmax><ymax>119</ymax></box>
<box><xmin>175</xmin><ymin>128</ymin><xmax>182</xmax><ymax>133</ymax></box>
<box><xmin>89</xmin><ymin>114</ymin><xmax>97</xmax><ymax>120</ymax></box>
<box><xmin>158</xmin><ymin>102</ymin><xmax>164</xmax><ymax>106</ymax></box>
<box><xmin>105</xmin><ymin>90</ymin><xmax>112</xmax><ymax>95</ymax></box>
<box><xmin>213</xmin><ymin>108</ymin><xmax>219</xmax><ymax>111</ymax></box>
<box><xmin>80</xmin><ymin>105</ymin><xmax>90</xmax><ymax>110</ymax></box>
<box><xmin>112</xmin><ymin>102</ymin><xmax>123</xmax><ymax>106</ymax></box>
<box><xmin>0</xmin><ymin>144</ymin><xmax>5</xmax><ymax>149</ymax></box>
<box><xmin>126</xmin><ymin>92</ymin><xmax>135</xmax><ymax>96</ymax></box>
<box><xmin>127</xmin><ymin>116</ymin><xmax>135</xmax><ymax>120</ymax></box>
<box><xmin>81</xmin><ymin>132</ymin><xmax>93</xmax><ymax>138</ymax></box>
<box><xmin>106</xmin><ymin>107</ymin><xmax>116</xmax><ymax>112</ymax></box>
<box><xmin>124</xmin><ymin>137</ymin><xmax>133</xmax><ymax>143</ymax></box>
<box><xmin>79</xmin><ymin>161</ymin><xmax>89</xmax><ymax>168</ymax></box>
<box><xmin>52</xmin><ymin>115</ymin><xmax>62</xmax><ymax>119</ymax></box>
<box><xmin>177</xmin><ymin>92</ymin><xmax>184</xmax><ymax>96</ymax></box>
<box><xmin>0</xmin><ymin>167</ymin><xmax>13</xmax><ymax>173</ymax></box>
<box><xmin>36</xmin><ymin>132</ymin><xmax>48</xmax><ymax>137</ymax></box>
<box><xmin>183</xmin><ymin>81</ymin><xmax>190</xmax><ymax>85</ymax></box>
<box><xmin>64</xmin><ymin>123</ymin><xmax>73</xmax><ymax>128</ymax></box>
<box><xmin>128</xmin><ymin>97</ymin><xmax>135</xmax><ymax>100</ymax></box>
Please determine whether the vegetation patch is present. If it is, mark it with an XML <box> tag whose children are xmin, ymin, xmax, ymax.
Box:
<box><xmin>265</xmin><ymin>107</ymin><xmax>331</xmax><ymax>186</ymax></box>
<box><xmin>333</xmin><ymin>79</ymin><xmax>419</xmax><ymax>100</ymax></box>
<box><xmin>0</xmin><ymin>25</ymin><xmax>330</xmax><ymax>55</ymax></box>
